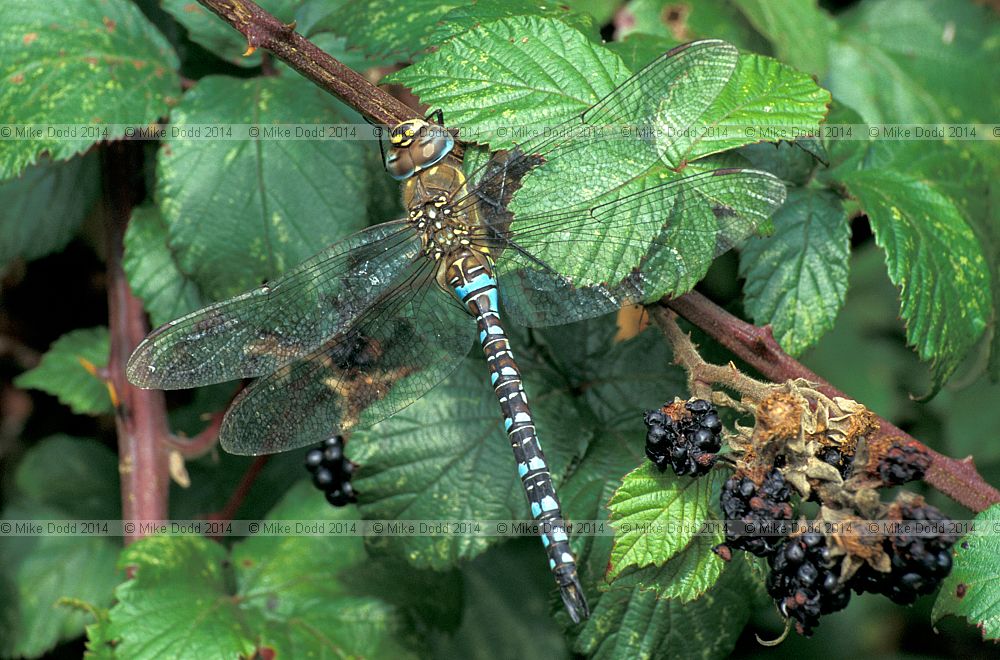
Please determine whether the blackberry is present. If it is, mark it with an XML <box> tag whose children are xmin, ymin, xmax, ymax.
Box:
<box><xmin>817</xmin><ymin>446</ymin><xmax>853</xmax><ymax>479</ymax></box>
<box><xmin>766</xmin><ymin>532</ymin><xmax>850</xmax><ymax>636</ymax></box>
<box><xmin>874</xmin><ymin>438</ymin><xmax>931</xmax><ymax>487</ymax></box>
<box><xmin>304</xmin><ymin>435</ymin><xmax>358</xmax><ymax>507</ymax></box>
<box><xmin>851</xmin><ymin>500</ymin><xmax>955</xmax><ymax>604</ymax></box>
<box><xmin>643</xmin><ymin>399</ymin><xmax>723</xmax><ymax>477</ymax></box>
<box><xmin>719</xmin><ymin>468</ymin><xmax>794</xmax><ymax>556</ymax></box>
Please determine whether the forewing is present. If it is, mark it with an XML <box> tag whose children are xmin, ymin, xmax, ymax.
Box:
<box><xmin>127</xmin><ymin>222</ymin><xmax>422</xmax><ymax>389</ymax></box>
<box><xmin>456</xmin><ymin>40</ymin><xmax>739</xmax><ymax>216</ymax></box>
<box><xmin>496</xmin><ymin>168</ymin><xmax>786</xmax><ymax>326</ymax></box>
<box><xmin>219</xmin><ymin>263</ymin><xmax>476</xmax><ymax>455</ymax></box>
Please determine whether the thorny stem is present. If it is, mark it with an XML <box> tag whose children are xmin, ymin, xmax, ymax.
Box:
<box><xmin>194</xmin><ymin>0</ymin><xmax>998</xmax><ymax>513</ymax></box>
<box><xmin>196</xmin><ymin>0</ymin><xmax>417</xmax><ymax>127</ymax></box>
<box><xmin>658</xmin><ymin>293</ymin><xmax>1000</xmax><ymax>513</ymax></box>
<box><xmin>103</xmin><ymin>142</ymin><xmax>171</xmax><ymax>540</ymax></box>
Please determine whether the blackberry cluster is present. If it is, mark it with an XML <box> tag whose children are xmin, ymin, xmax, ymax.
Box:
<box><xmin>305</xmin><ymin>436</ymin><xmax>358</xmax><ymax>507</ymax></box>
<box><xmin>644</xmin><ymin>399</ymin><xmax>723</xmax><ymax>477</ymax></box>
<box><xmin>817</xmin><ymin>446</ymin><xmax>853</xmax><ymax>480</ymax></box>
<box><xmin>851</xmin><ymin>501</ymin><xmax>955</xmax><ymax>604</ymax></box>
<box><xmin>719</xmin><ymin>468</ymin><xmax>794</xmax><ymax>556</ymax></box>
<box><xmin>874</xmin><ymin>439</ymin><xmax>931</xmax><ymax>487</ymax></box>
<box><xmin>766</xmin><ymin>533</ymin><xmax>850</xmax><ymax>636</ymax></box>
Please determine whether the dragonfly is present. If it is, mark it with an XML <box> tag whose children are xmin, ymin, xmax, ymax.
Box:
<box><xmin>127</xmin><ymin>39</ymin><xmax>786</xmax><ymax>623</ymax></box>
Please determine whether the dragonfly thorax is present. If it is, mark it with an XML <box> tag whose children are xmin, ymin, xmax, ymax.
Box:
<box><xmin>408</xmin><ymin>193</ymin><xmax>473</xmax><ymax>260</ymax></box>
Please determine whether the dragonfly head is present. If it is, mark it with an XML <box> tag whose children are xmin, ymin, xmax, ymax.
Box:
<box><xmin>385</xmin><ymin>118</ymin><xmax>455</xmax><ymax>180</ymax></box>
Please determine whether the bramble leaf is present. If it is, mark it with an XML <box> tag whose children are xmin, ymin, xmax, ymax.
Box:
<box><xmin>157</xmin><ymin>75</ymin><xmax>368</xmax><ymax>299</ymax></box>
<box><xmin>606</xmin><ymin>464</ymin><xmax>718</xmax><ymax>580</ymax></box>
<box><xmin>573</xmin><ymin>561</ymin><xmax>756</xmax><ymax>659</ymax></box>
<box><xmin>732</xmin><ymin>0</ymin><xmax>836</xmax><ymax>76</ymax></box>
<box><xmin>0</xmin><ymin>0</ymin><xmax>179</xmax><ymax>178</ymax></box>
<box><xmin>0</xmin><ymin>155</ymin><xmax>99</xmax><ymax>270</ymax></box>
<box><xmin>351</xmin><ymin>360</ymin><xmax>588</xmax><ymax>569</ymax></box>
<box><xmin>932</xmin><ymin>505</ymin><xmax>1000</xmax><ymax>640</ymax></box>
<box><xmin>0</xmin><ymin>437</ymin><xmax>120</xmax><ymax>658</ymax></box>
<box><xmin>826</xmin><ymin>0</ymin><xmax>999</xmax><ymax>123</ymax></box>
<box><xmin>109</xmin><ymin>483</ymin><xmax>406</xmax><ymax>659</ymax></box>
<box><xmin>14</xmin><ymin>328</ymin><xmax>112</xmax><ymax>415</ymax></box>
<box><xmin>389</xmin><ymin>16</ymin><xmax>628</xmax><ymax>149</ymax></box>
<box><xmin>123</xmin><ymin>204</ymin><xmax>207</xmax><ymax>328</ymax></box>
<box><xmin>841</xmin><ymin>169</ymin><xmax>991</xmax><ymax>388</ymax></box>
<box><xmin>740</xmin><ymin>189</ymin><xmax>850</xmax><ymax>356</ymax></box>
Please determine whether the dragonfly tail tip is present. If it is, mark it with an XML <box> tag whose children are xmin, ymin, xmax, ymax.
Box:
<box><xmin>560</xmin><ymin>577</ymin><xmax>590</xmax><ymax>623</ymax></box>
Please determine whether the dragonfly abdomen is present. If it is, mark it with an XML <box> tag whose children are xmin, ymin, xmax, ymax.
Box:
<box><xmin>445</xmin><ymin>254</ymin><xmax>590</xmax><ymax>623</ymax></box>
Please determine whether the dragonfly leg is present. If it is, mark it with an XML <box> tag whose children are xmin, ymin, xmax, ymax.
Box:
<box><xmin>446</xmin><ymin>254</ymin><xmax>590</xmax><ymax>623</ymax></box>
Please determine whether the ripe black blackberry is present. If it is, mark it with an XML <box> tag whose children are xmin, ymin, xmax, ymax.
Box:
<box><xmin>719</xmin><ymin>468</ymin><xmax>794</xmax><ymax>556</ymax></box>
<box><xmin>643</xmin><ymin>399</ymin><xmax>723</xmax><ymax>477</ymax></box>
<box><xmin>766</xmin><ymin>532</ymin><xmax>850</xmax><ymax>636</ymax></box>
<box><xmin>817</xmin><ymin>446</ymin><xmax>853</xmax><ymax>479</ymax></box>
<box><xmin>305</xmin><ymin>435</ymin><xmax>358</xmax><ymax>507</ymax></box>
<box><xmin>874</xmin><ymin>438</ymin><xmax>931</xmax><ymax>486</ymax></box>
<box><xmin>851</xmin><ymin>500</ymin><xmax>955</xmax><ymax>604</ymax></box>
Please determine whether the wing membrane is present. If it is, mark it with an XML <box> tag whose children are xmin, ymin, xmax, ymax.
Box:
<box><xmin>495</xmin><ymin>168</ymin><xmax>786</xmax><ymax>326</ymax></box>
<box><xmin>127</xmin><ymin>222</ymin><xmax>421</xmax><ymax>389</ymax></box>
<box><xmin>219</xmin><ymin>263</ymin><xmax>475</xmax><ymax>455</ymax></box>
<box><xmin>455</xmin><ymin>40</ymin><xmax>739</xmax><ymax>216</ymax></box>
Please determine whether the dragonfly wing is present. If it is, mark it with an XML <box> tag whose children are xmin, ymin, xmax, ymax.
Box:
<box><xmin>496</xmin><ymin>168</ymin><xmax>786</xmax><ymax>327</ymax></box>
<box><xmin>127</xmin><ymin>221</ymin><xmax>422</xmax><ymax>389</ymax></box>
<box><xmin>219</xmin><ymin>263</ymin><xmax>476</xmax><ymax>455</ymax></box>
<box><xmin>457</xmin><ymin>39</ymin><xmax>739</xmax><ymax>217</ymax></box>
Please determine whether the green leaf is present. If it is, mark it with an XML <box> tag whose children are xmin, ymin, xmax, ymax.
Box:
<box><xmin>610</xmin><ymin>530</ymin><xmax>726</xmax><ymax>602</ymax></box>
<box><xmin>605</xmin><ymin>33</ymin><xmax>680</xmax><ymax>71</ymax></box>
<box><xmin>389</xmin><ymin>16</ymin><xmax>629</xmax><ymax>149</ymax></box>
<box><xmin>110</xmin><ymin>484</ymin><xmax>405</xmax><ymax>659</ymax></box>
<box><xmin>157</xmin><ymin>75</ymin><xmax>369</xmax><ymax>299</ymax></box>
<box><xmin>0</xmin><ymin>437</ymin><xmax>121</xmax><ymax>657</ymax></box>
<box><xmin>0</xmin><ymin>154</ymin><xmax>99</xmax><ymax>270</ymax></box>
<box><xmin>573</xmin><ymin>560</ymin><xmax>755</xmax><ymax>659</ymax></box>
<box><xmin>432</xmin><ymin>0</ymin><xmax>600</xmax><ymax>45</ymax></box>
<box><xmin>0</xmin><ymin>0</ymin><xmax>180</xmax><ymax>178</ymax></box>
<box><xmin>826</xmin><ymin>0</ymin><xmax>1000</xmax><ymax>123</ymax></box>
<box><xmin>14</xmin><ymin>435</ymin><xmax>120</xmax><ymax>520</ymax></box>
<box><xmin>233</xmin><ymin>483</ymin><xmax>407</xmax><ymax>658</ymax></box>
<box><xmin>740</xmin><ymin>188</ymin><xmax>850</xmax><ymax>356</ymax></box>
<box><xmin>732</xmin><ymin>0</ymin><xmax>835</xmax><ymax>76</ymax></box>
<box><xmin>162</xmin><ymin>0</ymin><xmax>300</xmax><ymax>67</ymax></box>
<box><xmin>351</xmin><ymin>360</ymin><xmax>589</xmax><ymax>569</ymax></box>
<box><xmin>932</xmin><ymin>505</ymin><xmax>1000</xmax><ymax>640</ymax></box>
<box><xmin>659</xmin><ymin>52</ymin><xmax>830</xmax><ymax>167</ymax></box>
<box><xmin>123</xmin><ymin>204</ymin><xmax>207</xmax><ymax>327</ymax></box>
<box><xmin>606</xmin><ymin>464</ymin><xmax>718</xmax><ymax>580</ymax></box>
<box><xmin>321</xmin><ymin>0</ymin><xmax>459</xmax><ymax>60</ymax></box>
<box><xmin>110</xmin><ymin>536</ymin><xmax>257</xmax><ymax>659</ymax></box>
<box><xmin>430</xmin><ymin>539</ymin><xmax>570</xmax><ymax>660</ymax></box>
<box><xmin>618</xmin><ymin>0</ymin><xmax>770</xmax><ymax>53</ymax></box>
<box><xmin>15</xmin><ymin>327</ymin><xmax>112</xmax><ymax>415</ymax></box>
<box><xmin>841</xmin><ymin>169</ymin><xmax>991</xmax><ymax>387</ymax></box>
<box><xmin>565</xmin><ymin>0</ymin><xmax>617</xmax><ymax>24</ymax></box>
<box><xmin>0</xmin><ymin>504</ymin><xmax>121</xmax><ymax>658</ymax></box>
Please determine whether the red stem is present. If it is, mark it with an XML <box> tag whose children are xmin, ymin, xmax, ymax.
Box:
<box><xmin>208</xmin><ymin>456</ymin><xmax>271</xmax><ymax>524</ymax></box>
<box><xmin>102</xmin><ymin>143</ymin><xmax>171</xmax><ymax>540</ymax></box>
<box><xmin>665</xmin><ymin>291</ymin><xmax>1000</xmax><ymax>512</ymax></box>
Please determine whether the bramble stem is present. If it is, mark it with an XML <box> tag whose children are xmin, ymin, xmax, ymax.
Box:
<box><xmin>102</xmin><ymin>142</ymin><xmax>171</xmax><ymax>540</ymax></box>
<box><xmin>196</xmin><ymin>0</ymin><xmax>416</xmax><ymax>127</ymax></box>
<box><xmin>660</xmin><ymin>293</ymin><xmax>1000</xmax><ymax>513</ymax></box>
